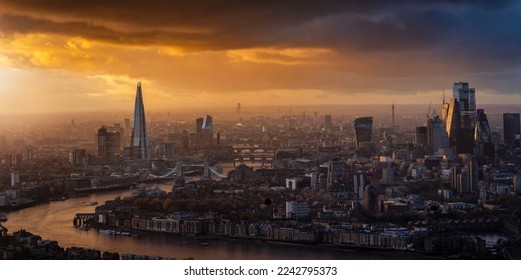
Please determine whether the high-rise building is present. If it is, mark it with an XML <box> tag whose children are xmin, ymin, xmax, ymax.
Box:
<box><xmin>503</xmin><ymin>113</ymin><xmax>520</xmax><ymax>146</ymax></box>
<box><xmin>98</xmin><ymin>126</ymin><xmax>121</xmax><ymax>162</ymax></box>
<box><xmin>69</xmin><ymin>148</ymin><xmax>87</xmax><ymax>165</ymax></box>
<box><xmin>236</xmin><ymin>103</ymin><xmax>241</xmax><ymax>113</ymax></box>
<box><xmin>391</xmin><ymin>104</ymin><xmax>395</xmax><ymax>127</ymax></box>
<box><xmin>201</xmin><ymin>115</ymin><xmax>213</xmax><ymax>146</ymax></box>
<box><xmin>415</xmin><ymin>126</ymin><xmax>428</xmax><ymax>146</ymax></box>
<box><xmin>195</xmin><ymin>118</ymin><xmax>203</xmax><ymax>135</ymax></box>
<box><xmin>444</xmin><ymin>98</ymin><xmax>460</xmax><ymax>150</ymax></box>
<box><xmin>427</xmin><ymin>113</ymin><xmax>449</xmax><ymax>154</ymax></box>
<box><xmin>474</xmin><ymin>109</ymin><xmax>494</xmax><ymax>160</ymax></box>
<box><xmin>324</xmin><ymin>114</ymin><xmax>332</xmax><ymax>129</ymax></box>
<box><xmin>327</xmin><ymin>158</ymin><xmax>345</xmax><ymax>190</ymax></box>
<box><xmin>362</xmin><ymin>185</ymin><xmax>376</xmax><ymax>212</ymax></box>
<box><xmin>130</xmin><ymin>82</ymin><xmax>149</xmax><ymax>159</ymax></box>
<box><xmin>453</xmin><ymin>82</ymin><xmax>477</xmax><ymax>153</ymax></box>
<box><xmin>353</xmin><ymin>116</ymin><xmax>373</xmax><ymax>149</ymax></box>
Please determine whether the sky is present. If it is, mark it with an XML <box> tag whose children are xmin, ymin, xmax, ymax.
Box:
<box><xmin>1</xmin><ymin>0</ymin><xmax>521</xmax><ymax>114</ymax></box>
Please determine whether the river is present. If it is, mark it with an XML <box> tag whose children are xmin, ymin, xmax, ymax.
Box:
<box><xmin>4</xmin><ymin>180</ymin><xmax>414</xmax><ymax>260</ymax></box>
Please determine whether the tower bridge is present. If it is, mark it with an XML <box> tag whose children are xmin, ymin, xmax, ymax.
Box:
<box><xmin>148</xmin><ymin>159</ymin><xmax>226</xmax><ymax>178</ymax></box>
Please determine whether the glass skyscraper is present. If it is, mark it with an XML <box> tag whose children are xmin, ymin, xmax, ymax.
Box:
<box><xmin>130</xmin><ymin>82</ymin><xmax>149</xmax><ymax>159</ymax></box>
<box><xmin>503</xmin><ymin>113</ymin><xmax>520</xmax><ymax>146</ymax></box>
<box><xmin>353</xmin><ymin>116</ymin><xmax>373</xmax><ymax>149</ymax></box>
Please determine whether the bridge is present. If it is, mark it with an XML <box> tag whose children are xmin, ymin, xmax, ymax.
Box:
<box><xmin>232</xmin><ymin>146</ymin><xmax>277</xmax><ymax>166</ymax></box>
<box><xmin>148</xmin><ymin>160</ymin><xmax>226</xmax><ymax>179</ymax></box>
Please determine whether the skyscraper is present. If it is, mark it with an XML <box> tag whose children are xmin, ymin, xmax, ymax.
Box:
<box><xmin>353</xmin><ymin>116</ymin><xmax>373</xmax><ymax>149</ymax></box>
<box><xmin>130</xmin><ymin>82</ymin><xmax>149</xmax><ymax>159</ymax></box>
<box><xmin>453</xmin><ymin>82</ymin><xmax>477</xmax><ymax>153</ymax></box>
<box><xmin>474</xmin><ymin>109</ymin><xmax>494</xmax><ymax>160</ymax></box>
<box><xmin>445</xmin><ymin>98</ymin><xmax>460</xmax><ymax>151</ymax></box>
<box><xmin>427</xmin><ymin>112</ymin><xmax>449</xmax><ymax>154</ymax></box>
<box><xmin>201</xmin><ymin>115</ymin><xmax>214</xmax><ymax>146</ymax></box>
<box><xmin>98</xmin><ymin>126</ymin><xmax>121</xmax><ymax>162</ymax></box>
<box><xmin>324</xmin><ymin>114</ymin><xmax>332</xmax><ymax>130</ymax></box>
<box><xmin>503</xmin><ymin>113</ymin><xmax>520</xmax><ymax>146</ymax></box>
<box><xmin>415</xmin><ymin>126</ymin><xmax>428</xmax><ymax>146</ymax></box>
<box><xmin>391</xmin><ymin>104</ymin><xmax>395</xmax><ymax>127</ymax></box>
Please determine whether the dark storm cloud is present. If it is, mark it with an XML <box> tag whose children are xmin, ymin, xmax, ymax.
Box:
<box><xmin>0</xmin><ymin>0</ymin><xmax>518</xmax><ymax>51</ymax></box>
<box><xmin>2</xmin><ymin>0</ymin><xmax>521</xmax><ymax>87</ymax></box>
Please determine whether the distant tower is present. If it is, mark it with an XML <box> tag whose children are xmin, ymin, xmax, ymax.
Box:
<box><xmin>98</xmin><ymin>126</ymin><xmax>121</xmax><ymax>162</ymax></box>
<box><xmin>130</xmin><ymin>82</ymin><xmax>149</xmax><ymax>159</ymax></box>
<box><xmin>392</xmin><ymin>104</ymin><xmax>395</xmax><ymax>127</ymax></box>
<box><xmin>237</xmin><ymin>103</ymin><xmax>241</xmax><ymax>113</ymax></box>
<box><xmin>475</xmin><ymin>109</ymin><xmax>494</xmax><ymax>160</ymax></box>
<box><xmin>503</xmin><ymin>113</ymin><xmax>520</xmax><ymax>146</ymax></box>
<box><xmin>452</xmin><ymin>82</ymin><xmax>477</xmax><ymax>153</ymax></box>
<box><xmin>201</xmin><ymin>115</ymin><xmax>214</xmax><ymax>146</ymax></box>
<box><xmin>324</xmin><ymin>114</ymin><xmax>332</xmax><ymax>129</ymax></box>
<box><xmin>353</xmin><ymin>116</ymin><xmax>373</xmax><ymax>149</ymax></box>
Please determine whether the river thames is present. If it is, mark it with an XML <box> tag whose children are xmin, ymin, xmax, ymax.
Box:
<box><xmin>3</xmin><ymin>181</ymin><xmax>423</xmax><ymax>260</ymax></box>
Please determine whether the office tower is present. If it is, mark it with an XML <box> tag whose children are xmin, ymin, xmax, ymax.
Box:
<box><xmin>466</xmin><ymin>158</ymin><xmax>478</xmax><ymax>193</ymax></box>
<box><xmin>452</xmin><ymin>82</ymin><xmax>477</xmax><ymax>153</ymax></box>
<box><xmin>11</xmin><ymin>171</ymin><xmax>20</xmax><ymax>186</ymax></box>
<box><xmin>503</xmin><ymin>113</ymin><xmax>520</xmax><ymax>145</ymax></box>
<box><xmin>70</xmin><ymin>148</ymin><xmax>87</xmax><ymax>165</ymax></box>
<box><xmin>98</xmin><ymin>126</ymin><xmax>121</xmax><ymax>162</ymax></box>
<box><xmin>236</xmin><ymin>103</ymin><xmax>241</xmax><ymax>113</ymax></box>
<box><xmin>327</xmin><ymin>158</ymin><xmax>345</xmax><ymax>190</ymax></box>
<box><xmin>124</xmin><ymin>118</ymin><xmax>131</xmax><ymax>133</ymax></box>
<box><xmin>474</xmin><ymin>109</ymin><xmax>494</xmax><ymax>159</ymax></box>
<box><xmin>195</xmin><ymin>118</ymin><xmax>203</xmax><ymax>134</ymax></box>
<box><xmin>392</xmin><ymin>104</ymin><xmax>395</xmax><ymax>127</ymax></box>
<box><xmin>445</xmin><ymin>98</ymin><xmax>460</xmax><ymax>150</ymax></box>
<box><xmin>362</xmin><ymin>185</ymin><xmax>376</xmax><ymax>212</ymax></box>
<box><xmin>427</xmin><ymin>113</ymin><xmax>449</xmax><ymax>153</ymax></box>
<box><xmin>353</xmin><ymin>116</ymin><xmax>373</xmax><ymax>149</ymax></box>
<box><xmin>201</xmin><ymin>115</ymin><xmax>213</xmax><ymax>146</ymax></box>
<box><xmin>324</xmin><ymin>114</ymin><xmax>332</xmax><ymax>129</ymax></box>
<box><xmin>415</xmin><ymin>126</ymin><xmax>428</xmax><ymax>146</ymax></box>
<box><xmin>130</xmin><ymin>82</ymin><xmax>149</xmax><ymax>159</ymax></box>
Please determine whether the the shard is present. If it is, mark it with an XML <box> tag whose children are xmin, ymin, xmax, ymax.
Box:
<box><xmin>130</xmin><ymin>82</ymin><xmax>149</xmax><ymax>159</ymax></box>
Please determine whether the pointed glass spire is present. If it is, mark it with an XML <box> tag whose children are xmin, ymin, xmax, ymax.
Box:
<box><xmin>130</xmin><ymin>82</ymin><xmax>149</xmax><ymax>159</ymax></box>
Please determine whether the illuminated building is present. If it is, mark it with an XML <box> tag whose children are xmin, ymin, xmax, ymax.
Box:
<box><xmin>444</xmin><ymin>98</ymin><xmax>460</xmax><ymax>151</ymax></box>
<box><xmin>353</xmin><ymin>116</ymin><xmax>373</xmax><ymax>149</ymax></box>
<box><xmin>453</xmin><ymin>82</ymin><xmax>477</xmax><ymax>153</ymax></box>
<box><xmin>201</xmin><ymin>115</ymin><xmax>214</xmax><ymax>146</ymax></box>
<box><xmin>130</xmin><ymin>82</ymin><xmax>149</xmax><ymax>159</ymax></box>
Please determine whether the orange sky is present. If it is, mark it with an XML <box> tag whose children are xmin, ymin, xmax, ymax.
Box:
<box><xmin>1</xmin><ymin>1</ymin><xmax>521</xmax><ymax>114</ymax></box>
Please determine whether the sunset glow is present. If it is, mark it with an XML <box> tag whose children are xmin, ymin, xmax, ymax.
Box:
<box><xmin>1</xmin><ymin>1</ymin><xmax>521</xmax><ymax>114</ymax></box>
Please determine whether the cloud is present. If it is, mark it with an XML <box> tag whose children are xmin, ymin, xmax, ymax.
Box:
<box><xmin>1</xmin><ymin>0</ymin><xmax>521</xmax><ymax>114</ymax></box>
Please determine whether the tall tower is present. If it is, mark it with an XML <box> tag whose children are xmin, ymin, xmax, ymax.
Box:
<box><xmin>453</xmin><ymin>82</ymin><xmax>477</xmax><ymax>153</ymax></box>
<box><xmin>353</xmin><ymin>116</ymin><xmax>373</xmax><ymax>149</ymax></box>
<box><xmin>130</xmin><ymin>82</ymin><xmax>149</xmax><ymax>159</ymax></box>
<box><xmin>391</xmin><ymin>104</ymin><xmax>395</xmax><ymax>127</ymax></box>
<box><xmin>503</xmin><ymin>113</ymin><xmax>520</xmax><ymax>146</ymax></box>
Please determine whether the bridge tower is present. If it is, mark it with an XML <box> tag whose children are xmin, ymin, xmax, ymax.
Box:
<box><xmin>203</xmin><ymin>159</ymin><xmax>210</xmax><ymax>178</ymax></box>
<box><xmin>176</xmin><ymin>160</ymin><xmax>183</xmax><ymax>177</ymax></box>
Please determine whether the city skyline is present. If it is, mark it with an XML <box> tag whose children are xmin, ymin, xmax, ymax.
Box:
<box><xmin>1</xmin><ymin>1</ymin><xmax>521</xmax><ymax>114</ymax></box>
